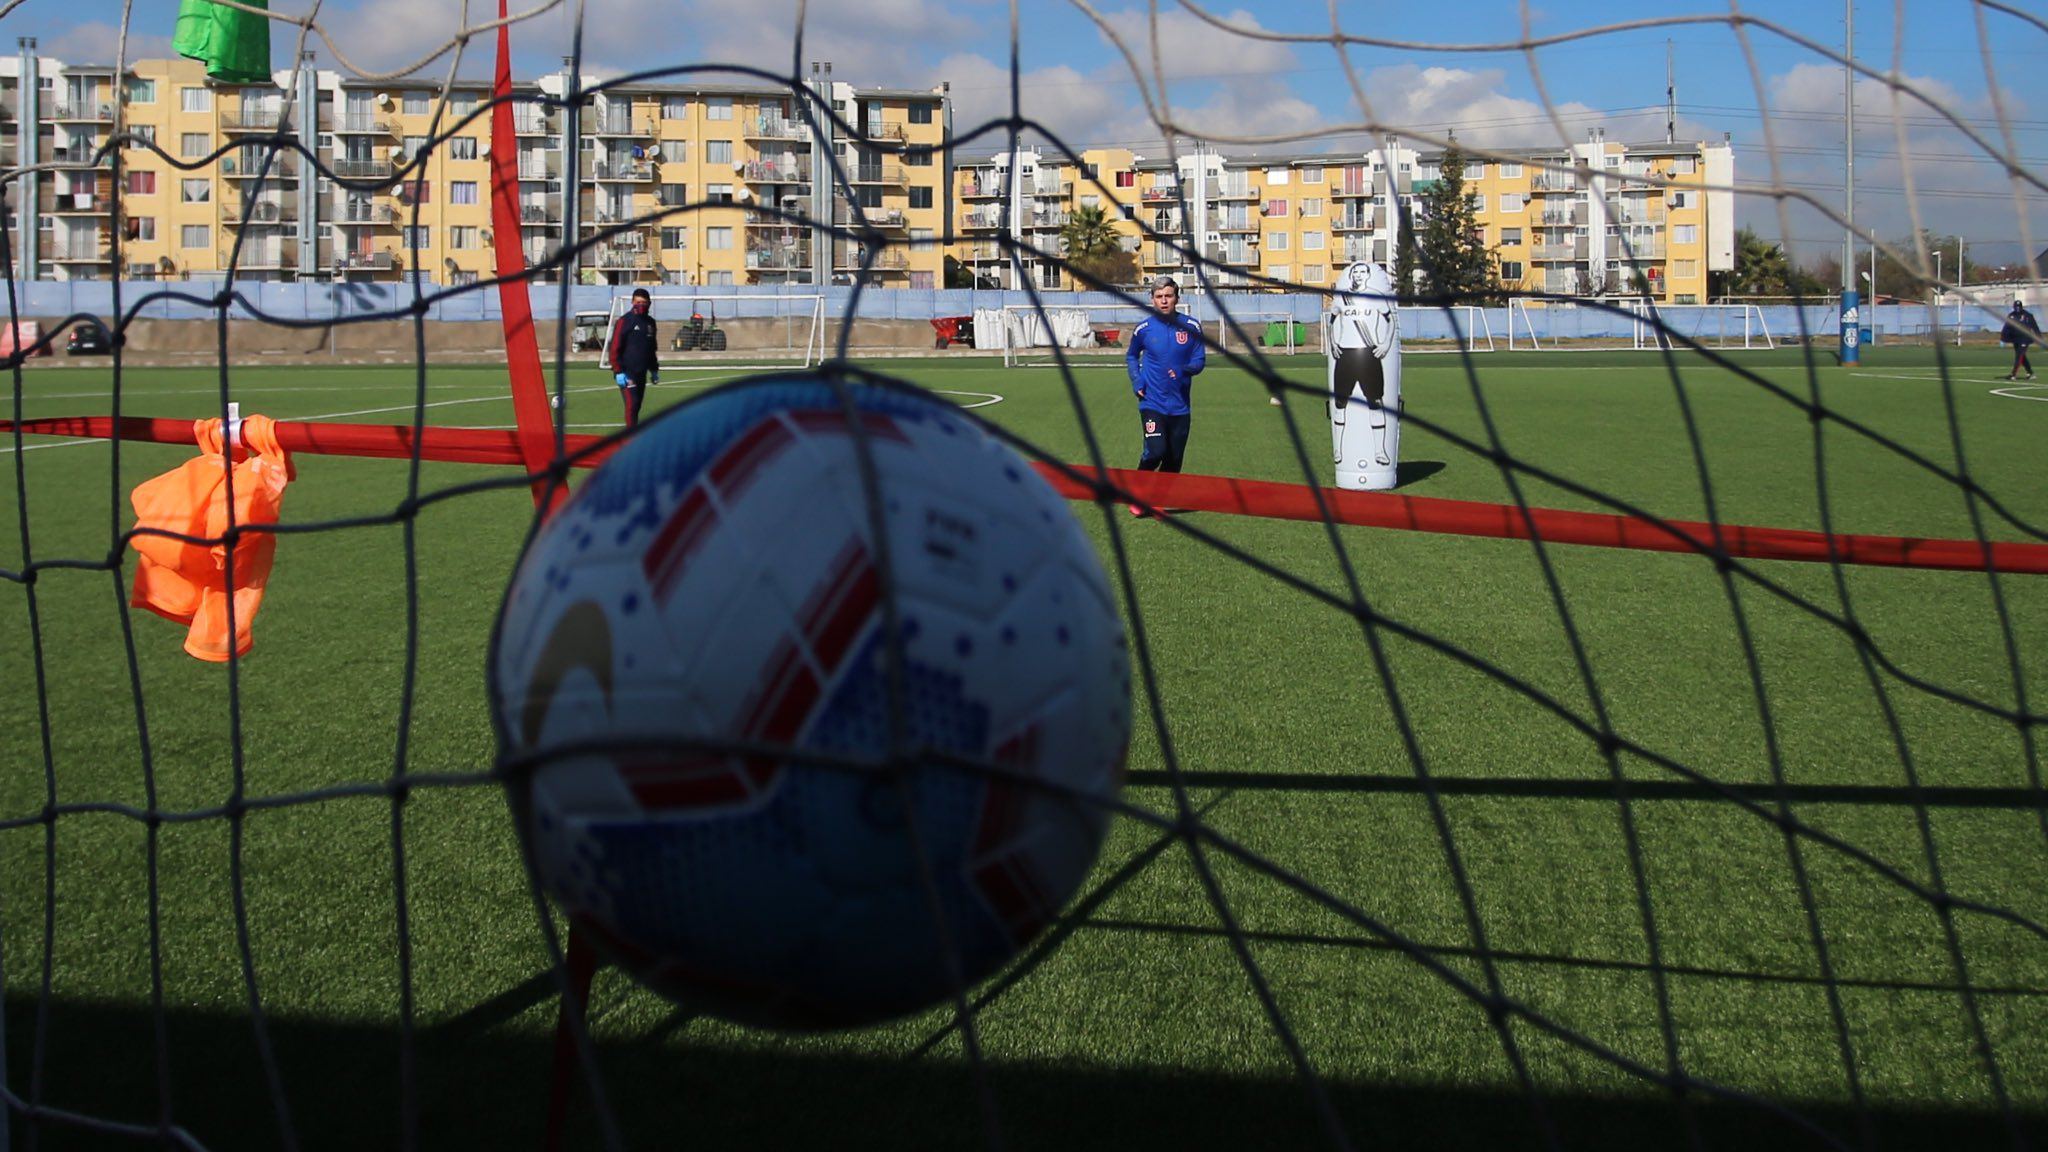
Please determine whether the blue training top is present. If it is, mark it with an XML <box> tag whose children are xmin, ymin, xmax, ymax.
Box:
<box><xmin>1125</xmin><ymin>311</ymin><xmax>1205</xmax><ymax>416</ymax></box>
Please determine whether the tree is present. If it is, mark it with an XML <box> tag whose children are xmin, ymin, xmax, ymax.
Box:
<box><xmin>1404</xmin><ymin>143</ymin><xmax>1502</xmax><ymax>303</ymax></box>
<box><xmin>1867</xmin><ymin>230</ymin><xmax>1973</xmax><ymax>300</ymax></box>
<box><xmin>1730</xmin><ymin>227</ymin><xmax>1793</xmax><ymax>297</ymax></box>
<box><xmin>1059</xmin><ymin>203</ymin><xmax>1136</xmax><ymax>289</ymax></box>
<box><xmin>943</xmin><ymin>255</ymin><xmax>975</xmax><ymax>289</ymax></box>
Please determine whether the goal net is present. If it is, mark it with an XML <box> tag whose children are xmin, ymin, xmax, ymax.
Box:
<box><xmin>993</xmin><ymin>302</ymin><xmax>1211</xmax><ymax>368</ymax></box>
<box><xmin>598</xmin><ymin>292</ymin><xmax>826</xmax><ymax>368</ymax></box>
<box><xmin>4</xmin><ymin>4</ymin><xmax>2046</xmax><ymax>1152</ymax></box>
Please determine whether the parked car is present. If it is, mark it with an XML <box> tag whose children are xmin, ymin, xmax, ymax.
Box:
<box><xmin>65</xmin><ymin>320</ymin><xmax>111</xmax><ymax>356</ymax></box>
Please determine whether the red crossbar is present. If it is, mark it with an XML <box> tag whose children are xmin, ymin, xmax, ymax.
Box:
<box><xmin>7</xmin><ymin>415</ymin><xmax>2045</xmax><ymax>575</ymax></box>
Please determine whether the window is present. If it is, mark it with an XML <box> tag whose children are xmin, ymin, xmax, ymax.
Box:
<box><xmin>707</xmin><ymin>270</ymin><xmax>734</xmax><ymax>285</ymax></box>
<box><xmin>126</xmin><ymin>125</ymin><xmax>156</xmax><ymax>149</ymax></box>
<box><xmin>658</xmin><ymin>183</ymin><xmax>688</xmax><ymax>207</ymax></box>
<box><xmin>1302</xmin><ymin>165</ymin><xmax>1324</xmax><ymax>184</ymax></box>
<box><xmin>906</xmin><ymin>151</ymin><xmax>932</xmax><ymax>167</ymax></box>
<box><xmin>1672</xmin><ymin>259</ymin><xmax>1698</xmax><ymax>278</ymax></box>
<box><xmin>181</xmin><ymin>132</ymin><xmax>210</xmax><ymax>159</ymax></box>
<box><xmin>1266</xmin><ymin>168</ymin><xmax>1289</xmax><ymax>185</ymax></box>
<box><xmin>450</xmin><ymin>92</ymin><xmax>478</xmax><ymax>115</ymax></box>
<box><xmin>1675</xmin><ymin>293</ymin><xmax>1699</xmax><ymax>305</ymax></box>
<box><xmin>706</xmin><ymin>140</ymin><xmax>732</xmax><ymax>164</ymax></box>
<box><xmin>125</xmin><ymin>170</ymin><xmax>156</xmax><ymax>195</ymax></box>
<box><xmin>1116</xmin><ymin>170</ymin><xmax>1136</xmax><ymax>188</ymax></box>
<box><xmin>1080</xmin><ymin>193</ymin><xmax>1100</xmax><ymax>209</ymax></box>
<box><xmin>1304</xmin><ymin>264</ymin><xmax>1326</xmax><ymax>283</ymax></box>
<box><xmin>663</xmin><ymin>96</ymin><xmax>689</xmax><ymax>118</ymax></box>
<box><xmin>705</xmin><ymin>97</ymin><xmax>732</xmax><ymax>121</ymax></box>
<box><xmin>1467</xmin><ymin>193</ymin><xmax>1485</xmax><ymax>213</ymax></box>
<box><xmin>180</xmin><ymin>86</ymin><xmax>211</xmax><ymax>113</ymax></box>
<box><xmin>403</xmin><ymin>135</ymin><xmax>428</xmax><ymax>162</ymax></box>
<box><xmin>910</xmin><ymin>271</ymin><xmax>934</xmax><ymax>289</ymax></box>
<box><xmin>125</xmin><ymin>78</ymin><xmax>156</xmax><ymax>104</ymax></box>
<box><xmin>1265</xmin><ymin>231</ymin><xmax>1288</xmax><ymax>251</ymax></box>
<box><xmin>451</xmin><ymin>181</ymin><xmax>479</xmax><ymax>205</ymax></box>
<box><xmin>181</xmin><ymin>178</ymin><xmax>211</xmax><ymax>203</ymax></box>
<box><xmin>910</xmin><ymin>187</ymin><xmax>933</xmax><ymax>210</ymax></box>
<box><xmin>910</xmin><ymin>228</ymin><xmax>937</xmax><ymax>251</ymax></box>
<box><xmin>449</xmin><ymin>136</ymin><xmax>478</xmax><ymax>160</ymax></box>
<box><xmin>1499</xmin><ymin>162</ymin><xmax>1522</xmax><ymax>177</ymax></box>
<box><xmin>1300</xmin><ymin>230</ymin><xmax>1325</xmax><ymax>251</ymax></box>
<box><xmin>1499</xmin><ymin>192</ymin><xmax>1524</xmax><ymax>213</ymax></box>
<box><xmin>1673</xmin><ymin>224</ymin><xmax>1698</xmax><ymax>245</ymax></box>
<box><xmin>660</xmin><ymin>227</ymin><xmax>688</xmax><ymax>249</ymax></box>
<box><xmin>130</xmin><ymin>217</ymin><xmax>157</xmax><ymax>241</ymax></box>
<box><xmin>1300</xmin><ymin>197</ymin><xmax>1322</xmax><ymax>218</ymax></box>
<box><xmin>403</xmin><ymin>91</ymin><xmax>430</xmax><ymax>116</ymax></box>
<box><xmin>181</xmin><ymin>223</ymin><xmax>209</xmax><ymax>249</ymax></box>
<box><xmin>1500</xmin><ymin>227</ymin><xmax>1522</xmax><ymax>245</ymax></box>
<box><xmin>1499</xmin><ymin>260</ymin><xmax>1523</xmax><ymax>281</ymax></box>
<box><xmin>1264</xmin><ymin>198</ymin><xmax>1288</xmax><ymax>217</ymax></box>
<box><xmin>399</xmin><ymin>179</ymin><xmax>431</xmax><ymax>204</ymax></box>
<box><xmin>707</xmin><ymin>226</ymin><xmax>733</xmax><ymax>250</ymax></box>
<box><xmin>402</xmin><ymin>225</ymin><xmax>431</xmax><ymax>249</ymax></box>
<box><xmin>1672</xmin><ymin>156</ymin><xmax>1697</xmax><ymax>174</ymax></box>
<box><xmin>1267</xmin><ymin>264</ymin><xmax>1290</xmax><ymax>281</ymax></box>
<box><xmin>1667</xmin><ymin>190</ymin><xmax>1691</xmax><ymax>209</ymax></box>
<box><xmin>318</xmin><ymin>133</ymin><xmax>334</xmax><ymax>151</ymax></box>
<box><xmin>707</xmin><ymin>183</ymin><xmax>733</xmax><ymax>203</ymax></box>
<box><xmin>449</xmin><ymin>226</ymin><xmax>479</xmax><ymax>249</ymax></box>
<box><xmin>909</xmin><ymin>103</ymin><xmax>934</xmax><ymax>124</ymax></box>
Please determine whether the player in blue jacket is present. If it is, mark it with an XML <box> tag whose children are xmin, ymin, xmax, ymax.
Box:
<box><xmin>1125</xmin><ymin>276</ymin><xmax>1205</xmax><ymax>516</ymax></box>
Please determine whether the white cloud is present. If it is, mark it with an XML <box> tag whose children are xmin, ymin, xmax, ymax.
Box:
<box><xmin>41</xmin><ymin>24</ymin><xmax>176</xmax><ymax>67</ymax></box>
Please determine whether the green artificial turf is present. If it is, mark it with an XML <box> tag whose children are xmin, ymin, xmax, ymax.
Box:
<box><xmin>1</xmin><ymin>345</ymin><xmax>2043</xmax><ymax>1149</ymax></box>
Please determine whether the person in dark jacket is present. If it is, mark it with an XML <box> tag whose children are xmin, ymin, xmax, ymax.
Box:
<box><xmin>2001</xmin><ymin>298</ymin><xmax>2037</xmax><ymax>381</ymax></box>
<box><xmin>607</xmin><ymin>288</ymin><xmax>661</xmax><ymax>426</ymax></box>
<box><xmin>1124</xmin><ymin>277</ymin><xmax>1205</xmax><ymax>517</ymax></box>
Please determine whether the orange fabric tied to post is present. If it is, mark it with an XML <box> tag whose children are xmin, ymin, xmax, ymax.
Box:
<box><xmin>129</xmin><ymin>414</ymin><xmax>295</xmax><ymax>662</ymax></box>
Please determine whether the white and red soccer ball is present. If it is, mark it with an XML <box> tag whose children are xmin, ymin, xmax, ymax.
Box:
<box><xmin>491</xmin><ymin>374</ymin><xmax>1130</xmax><ymax>1029</ymax></box>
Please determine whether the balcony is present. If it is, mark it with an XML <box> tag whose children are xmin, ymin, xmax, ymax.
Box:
<box><xmin>854</xmin><ymin>122</ymin><xmax>906</xmax><ymax>143</ymax></box>
<box><xmin>333</xmin><ymin>158</ymin><xmax>395</xmax><ymax>181</ymax></box>
<box><xmin>1539</xmin><ymin>206</ymin><xmax>1583</xmax><ymax>226</ymax></box>
<box><xmin>513</xmin><ymin>108</ymin><xmax>558</xmax><ymax>136</ymax></box>
<box><xmin>45</xmin><ymin>244</ymin><xmax>111</xmax><ymax>265</ymax></box>
<box><xmin>1531</xmin><ymin>171</ymin><xmax>1580</xmax><ymax>192</ymax></box>
<box><xmin>1212</xmin><ymin>179</ymin><xmax>1257</xmax><ymax>200</ymax></box>
<box><xmin>337</xmin><ymin>113</ymin><xmax>398</xmax><ymax>136</ymax></box>
<box><xmin>50</xmin><ymin>102</ymin><xmax>115</xmax><ymax>124</ymax></box>
<box><xmin>746</xmin><ymin>243</ymin><xmax>811</xmax><ymax>271</ymax></box>
<box><xmin>593</xmin><ymin>247</ymin><xmax>653</xmax><ymax>271</ymax></box>
<box><xmin>222</xmin><ymin>110</ymin><xmax>288</xmax><ymax>133</ymax></box>
<box><xmin>51</xmin><ymin>146</ymin><xmax>111</xmax><ymax>169</ymax></box>
<box><xmin>832</xmin><ymin>206</ymin><xmax>908</xmax><ymax>230</ymax></box>
<box><xmin>592</xmin><ymin>110</ymin><xmax>651</xmax><ymax>137</ymax></box>
<box><xmin>518</xmin><ymin>199</ymin><xmax>562</xmax><ymax>225</ymax></box>
<box><xmin>222</xmin><ymin>154</ymin><xmax>300</xmax><ymax>180</ymax></box>
<box><xmin>1531</xmin><ymin>243</ymin><xmax>1579</xmax><ymax>262</ymax></box>
<box><xmin>222</xmin><ymin>241</ymin><xmax>298</xmax><ymax>270</ymax></box>
<box><xmin>1141</xmin><ymin>186</ymin><xmax>1182</xmax><ymax>202</ymax></box>
<box><xmin>742</xmin><ymin>157</ymin><xmax>811</xmax><ymax>184</ymax></box>
<box><xmin>228</xmin><ymin>198</ymin><xmax>299</xmax><ymax>226</ymax></box>
<box><xmin>1331</xmin><ymin>210</ymin><xmax>1374</xmax><ymax>231</ymax></box>
<box><xmin>49</xmin><ymin>188</ymin><xmax>110</xmax><ymax>215</ymax></box>
<box><xmin>746</xmin><ymin>114</ymin><xmax>811</xmax><ymax>142</ymax></box>
<box><xmin>852</xmin><ymin>164</ymin><xmax>905</xmax><ymax>187</ymax></box>
<box><xmin>960</xmin><ymin>175</ymin><xmax>1003</xmax><ymax>199</ymax></box>
<box><xmin>1607</xmin><ymin>238</ymin><xmax>1667</xmax><ymax>260</ymax></box>
<box><xmin>337</xmin><ymin>250</ymin><xmax>401</xmax><ymax>273</ymax></box>
<box><xmin>517</xmin><ymin>154</ymin><xmax>561</xmax><ymax>181</ymax></box>
<box><xmin>837</xmin><ymin>249</ymin><xmax>909</xmax><ymax>271</ymax></box>
<box><xmin>335</xmin><ymin>201</ymin><xmax>397</xmax><ymax>225</ymax></box>
<box><xmin>591</xmin><ymin>159</ymin><xmax>654</xmax><ymax>182</ymax></box>
<box><xmin>749</xmin><ymin>195</ymin><xmax>812</xmax><ymax>221</ymax></box>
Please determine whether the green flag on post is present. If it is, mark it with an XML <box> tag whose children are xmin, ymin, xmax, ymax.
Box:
<box><xmin>174</xmin><ymin>0</ymin><xmax>272</xmax><ymax>85</ymax></box>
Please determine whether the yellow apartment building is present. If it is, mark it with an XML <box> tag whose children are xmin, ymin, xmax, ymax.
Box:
<box><xmin>949</xmin><ymin>134</ymin><xmax>1734</xmax><ymax>304</ymax></box>
<box><xmin>5</xmin><ymin>45</ymin><xmax>951</xmax><ymax>288</ymax></box>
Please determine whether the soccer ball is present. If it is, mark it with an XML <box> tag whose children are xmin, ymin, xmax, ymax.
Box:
<box><xmin>490</xmin><ymin>374</ymin><xmax>1130</xmax><ymax>1030</ymax></box>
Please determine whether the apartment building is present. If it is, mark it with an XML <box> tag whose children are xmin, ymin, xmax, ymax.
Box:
<box><xmin>950</xmin><ymin>134</ymin><xmax>1735</xmax><ymax>305</ymax></box>
<box><xmin>4</xmin><ymin>43</ymin><xmax>951</xmax><ymax>288</ymax></box>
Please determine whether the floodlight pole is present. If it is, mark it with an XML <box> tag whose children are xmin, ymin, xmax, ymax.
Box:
<box><xmin>1840</xmin><ymin>0</ymin><xmax>1860</xmax><ymax>365</ymax></box>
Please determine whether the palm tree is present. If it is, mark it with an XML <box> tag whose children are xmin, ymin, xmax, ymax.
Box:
<box><xmin>1731</xmin><ymin>227</ymin><xmax>1791</xmax><ymax>297</ymax></box>
<box><xmin>1059</xmin><ymin>203</ymin><xmax>1135</xmax><ymax>288</ymax></box>
<box><xmin>1059</xmin><ymin>203</ymin><xmax>1122</xmax><ymax>262</ymax></box>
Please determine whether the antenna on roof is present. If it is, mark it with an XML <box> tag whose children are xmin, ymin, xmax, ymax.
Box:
<box><xmin>1667</xmin><ymin>40</ymin><xmax>1676</xmax><ymax>144</ymax></box>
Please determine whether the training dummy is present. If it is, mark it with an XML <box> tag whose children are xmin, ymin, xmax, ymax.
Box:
<box><xmin>1326</xmin><ymin>260</ymin><xmax>1404</xmax><ymax>490</ymax></box>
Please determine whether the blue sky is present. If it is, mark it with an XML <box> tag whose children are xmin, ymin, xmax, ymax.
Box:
<box><xmin>15</xmin><ymin>0</ymin><xmax>2048</xmax><ymax>264</ymax></box>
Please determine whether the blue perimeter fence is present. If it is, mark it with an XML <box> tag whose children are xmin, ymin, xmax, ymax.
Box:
<box><xmin>0</xmin><ymin>280</ymin><xmax>2008</xmax><ymax>344</ymax></box>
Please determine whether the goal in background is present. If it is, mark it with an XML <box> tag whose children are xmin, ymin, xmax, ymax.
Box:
<box><xmin>5</xmin><ymin>3</ymin><xmax>2046</xmax><ymax>1151</ymax></box>
<box><xmin>1507</xmin><ymin>298</ymin><xmax>1775</xmax><ymax>351</ymax></box>
<box><xmin>599</xmin><ymin>292</ymin><xmax>827</xmax><ymax>368</ymax></box>
<box><xmin>993</xmin><ymin>302</ymin><xmax>1211</xmax><ymax>368</ymax></box>
<box><xmin>1633</xmin><ymin>302</ymin><xmax>1776</xmax><ymax>351</ymax></box>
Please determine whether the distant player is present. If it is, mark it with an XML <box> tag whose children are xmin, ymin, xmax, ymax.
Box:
<box><xmin>2001</xmin><ymin>298</ymin><xmax>2037</xmax><ymax>381</ymax></box>
<box><xmin>1125</xmin><ymin>276</ymin><xmax>1205</xmax><ymax>517</ymax></box>
<box><xmin>607</xmin><ymin>287</ymin><xmax>661</xmax><ymax>426</ymax></box>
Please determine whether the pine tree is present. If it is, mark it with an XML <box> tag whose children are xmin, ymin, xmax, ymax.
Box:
<box><xmin>1404</xmin><ymin>143</ymin><xmax>1502</xmax><ymax>304</ymax></box>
